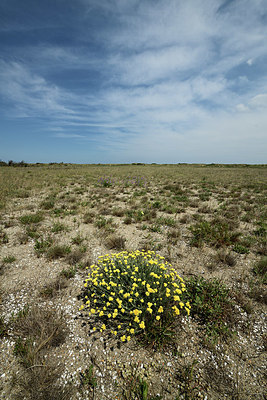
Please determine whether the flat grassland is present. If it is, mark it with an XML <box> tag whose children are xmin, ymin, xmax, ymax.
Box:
<box><xmin>0</xmin><ymin>164</ymin><xmax>266</xmax><ymax>400</ymax></box>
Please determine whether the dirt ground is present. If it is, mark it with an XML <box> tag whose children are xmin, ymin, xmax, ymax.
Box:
<box><xmin>0</xmin><ymin>164</ymin><xmax>266</xmax><ymax>399</ymax></box>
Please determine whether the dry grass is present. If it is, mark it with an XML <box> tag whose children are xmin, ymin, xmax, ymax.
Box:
<box><xmin>0</xmin><ymin>163</ymin><xmax>266</xmax><ymax>400</ymax></box>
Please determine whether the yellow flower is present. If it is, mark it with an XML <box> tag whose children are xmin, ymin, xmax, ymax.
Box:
<box><xmin>90</xmin><ymin>308</ymin><xmax>96</xmax><ymax>314</ymax></box>
<box><xmin>130</xmin><ymin>328</ymin><xmax>135</xmax><ymax>334</ymax></box>
<box><xmin>147</xmin><ymin>308</ymin><xmax>153</xmax><ymax>314</ymax></box>
<box><xmin>158</xmin><ymin>306</ymin><xmax>163</xmax><ymax>313</ymax></box>
<box><xmin>101</xmin><ymin>324</ymin><xmax>106</xmax><ymax>330</ymax></box>
<box><xmin>139</xmin><ymin>321</ymin><xmax>145</xmax><ymax>329</ymax></box>
<box><xmin>156</xmin><ymin>315</ymin><xmax>160</xmax><ymax>321</ymax></box>
<box><xmin>127</xmin><ymin>336</ymin><xmax>131</xmax><ymax>342</ymax></box>
<box><xmin>134</xmin><ymin>316</ymin><xmax>140</xmax><ymax>323</ymax></box>
<box><xmin>121</xmin><ymin>335</ymin><xmax>126</xmax><ymax>342</ymax></box>
<box><xmin>79</xmin><ymin>305</ymin><xmax>84</xmax><ymax>311</ymax></box>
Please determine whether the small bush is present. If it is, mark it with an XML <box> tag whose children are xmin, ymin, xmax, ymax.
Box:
<box><xmin>51</xmin><ymin>222</ymin><xmax>67</xmax><ymax>233</ymax></box>
<box><xmin>80</xmin><ymin>250</ymin><xmax>190</xmax><ymax>347</ymax></box>
<box><xmin>185</xmin><ymin>276</ymin><xmax>234</xmax><ymax>341</ymax></box>
<box><xmin>0</xmin><ymin>229</ymin><xmax>9</xmax><ymax>244</ymax></box>
<box><xmin>94</xmin><ymin>216</ymin><xmax>113</xmax><ymax>229</ymax></box>
<box><xmin>65</xmin><ymin>248</ymin><xmax>84</xmax><ymax>265</ymax></box>
<box><xmin>232</xmin><ymin>244</ymin><xmax>249</xmax><ymax>254</ymax></box>
<box><xmin>216</xmin><ymin>250</ymin><xmax>236</xmax><ymax>267</ymax></box>
<box><xmin>105</xmin><ymin>235</ymin><xmax>126</xmax><ymax>250</ymax></box>
<box><xmin>252</xmin><ymin>257</ymin><xmax>267</xmax><ymax>284</ymax></box>
<box><xmin>11</xmin><ymin>305</ymin><xmax>72</xmax><ymax>400</ymax></box>
<box><xmin>189</xmin><ymin>220</ymin><xmax>240</xmax><ymax>248</ymax></box>
<box><xmin>112</xmin><ymin>208</ymin><xmax>125</xmax><ymax>217</ymax></box>
<box><xmin>71</xmin><ymin>234</ymin><xmax>84</xmax><ymax>245</ymax></box>
<box><xmin>98</xmin><ymin>176</ymin><xmax>114</xmax><ymax>187</ymax></box>
<box><xmin>39</xmin><ymin>276</ymin><xmax>69</xmax><ymax>298</ymax></box>
<box><xmin>25</xmin><ymin>224</ymin><xmax>40</xmax><ymax>239</ymax></box>
<box><xmin>167</xmin><ymin>228</ymin><xmax>181</xmax><ymax>244</ymax></box>
<box><xmin>46</xmin><ymin>244</ymin><xmax>71</xmax><ymax>260</ymax></box>
<box><xmin>0</xmin><ymin>315</ymin><xmax>8</xmax><ymax>337</ymax></box>
<box><xmin>60</xmin><ymin>266</ymin><xmax>76</xmax><ymax>279</ymax></box>
<box><xmin>34</xmin><ymin>236</ymin><xmax>53</xmax><ymax>257</ymax></box>
<box><xmin>2</xmin><ymin>255</ymin><xmax>16</xmax><ymax>264</ymax></box>
<box><xmin>83</xmin><ymin>211</ymin><xmax>95</xmax><ymax>224</ymax></box>
<box><xmin>40</xmin><ymin>196</ymin><xmax>56</xmax><ymax>210</ymax></box>
<box><xmin>20</xmin><ymin>213</ymin><xmax>43</xmax><ymax>225</ymax></box>
<box><xmin>156</xmin><ymin>216</ymin><xmax>176</xmax><ymax>227</ymax></box>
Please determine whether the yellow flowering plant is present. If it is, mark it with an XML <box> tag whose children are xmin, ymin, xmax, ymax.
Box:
<box><xmin>79</xmin><ymin>250</ymin><xmax>190</xmax><ymax>346</ymax></box>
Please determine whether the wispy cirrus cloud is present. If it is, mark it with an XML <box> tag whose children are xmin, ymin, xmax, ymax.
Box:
<box><xmin>0</xmin><ymin>0</ymin><xmax>267</xmax><ymax>163</ymax></box>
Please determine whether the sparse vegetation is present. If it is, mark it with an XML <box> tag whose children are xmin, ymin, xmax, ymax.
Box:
<box><xmin>0</xmin><ymin>163</ymin><xmax>266</xmax><ymax>399</ymax></box>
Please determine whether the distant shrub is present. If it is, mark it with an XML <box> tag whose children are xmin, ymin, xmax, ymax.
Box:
<box><xmin>252</xmin><ymin>256</ymin><xmax>267</xmax><ymax>284</ymax></box>
<box><xmin>20</xmin><ymin>213</ymin><xmax>43</xmax><ymax>225</ymax></box>
<box><xmin>189</xmin><ymin>219</ymin><xmax>240</xmax><ymax>248</ymax></box>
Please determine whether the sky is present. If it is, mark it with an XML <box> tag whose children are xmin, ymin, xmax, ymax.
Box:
<box><xmin>0</xmin><ymin>0</ymin><xmax>267</xmax><ymax>164</ymax></box>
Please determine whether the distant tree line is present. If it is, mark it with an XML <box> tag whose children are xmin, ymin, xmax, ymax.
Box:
<box><xmin>0</xmin><ymin>160</ymin><xmax>28</xmax><ymax>167</ymax></box>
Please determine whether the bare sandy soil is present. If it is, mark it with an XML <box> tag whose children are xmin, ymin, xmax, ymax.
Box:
<box><xmin>0</xmin><ymin>164</ymin><xmax>266</xmax><ymax>399</ymax></box>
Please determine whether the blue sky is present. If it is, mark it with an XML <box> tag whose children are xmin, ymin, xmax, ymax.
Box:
<box><xmin>0</xmin><ymin>0</ymin><xmax>267</xmax><ymax>164</ymax></box>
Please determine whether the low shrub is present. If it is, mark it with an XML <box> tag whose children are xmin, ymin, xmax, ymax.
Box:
<box><xmin>104</xmin><ymin>235</ymin><xmax>126</xmax><ymax>250</ymax></box>
<box><xmin>46</xmin><ymin>244</ymin><xmax>71</xmax><ymax>260</ymax></box>
<box><xmin>232</xmin><ymin>244</ymin><xmax>249</xmax><ymax>254</ymax></box>
<box><xmin>0</xmin><ymin>229</ymin><xmax>9</xmax><ymax>244</ymax></box>
<box><xmin>189</xmin><ymin>220</ymin><xmax>240</xmax><ymax>248</ymax></box>
<box><xmin>252</xmin><ymin>256</ymin><xmax>267</xmax><ymax>284</ymax></box>
<box><xmin>185</xmin><ymin>276</ymin><xmax>234</xmax><ymax>341</ymax></box>
<box><xmin>20</xmin><ymin>213</ymin><xmax>43</xmax><ymax>225</ymax></box>
<box><xmin>80</xmin><ymin>250</ymin><xmax>190</xmax><ymax>347</ymax></box>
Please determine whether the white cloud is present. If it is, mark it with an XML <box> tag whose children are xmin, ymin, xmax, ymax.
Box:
<box><xmin>1</xmin><ymin>0</ymin><xmax>267</xmax><ymax>163</ymax></box>
<box><xmin>0</xmin><ymin>61</ymin><xmax>74</xmax><ymax>117</ymax></box>
<box><xmin>54</xmin><ymin>133</ymin><xmax>86</xmax><ymax>138</ymax></box>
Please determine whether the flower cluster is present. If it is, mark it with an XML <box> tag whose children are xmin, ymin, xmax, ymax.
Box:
<box><xmin>97</xmin><ymin>176</ymin><xmax>115</xmax><ymax>187</ymax></box>
<box><xmin>124</xmin><ymin>176</ymin><xmax>147</xmax><ymax>187</ymax></box>
<box><xmin>80</xmin><ymin>250</ymin><xmax>190</xmax><ymax>345</ymax></box>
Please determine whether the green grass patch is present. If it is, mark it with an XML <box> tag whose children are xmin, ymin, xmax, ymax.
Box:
<box><xmin>20</xmin><ymin>213</ymin><xmax>44</xmax><ymax>225</ymax></box>
<box><xmin>252</xmin><ymin>256</ymin><xmax>267</xmax><ymax>284</ymax></box>
<box><xmin>189</xmin><ymin>219</ymin><xmax>240</xmax><ymax>248</ymax></box>
<box><xmin>185</xmin><ymin>276</ymin><xmax>234</xmax><ymax>342</ymax></box>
